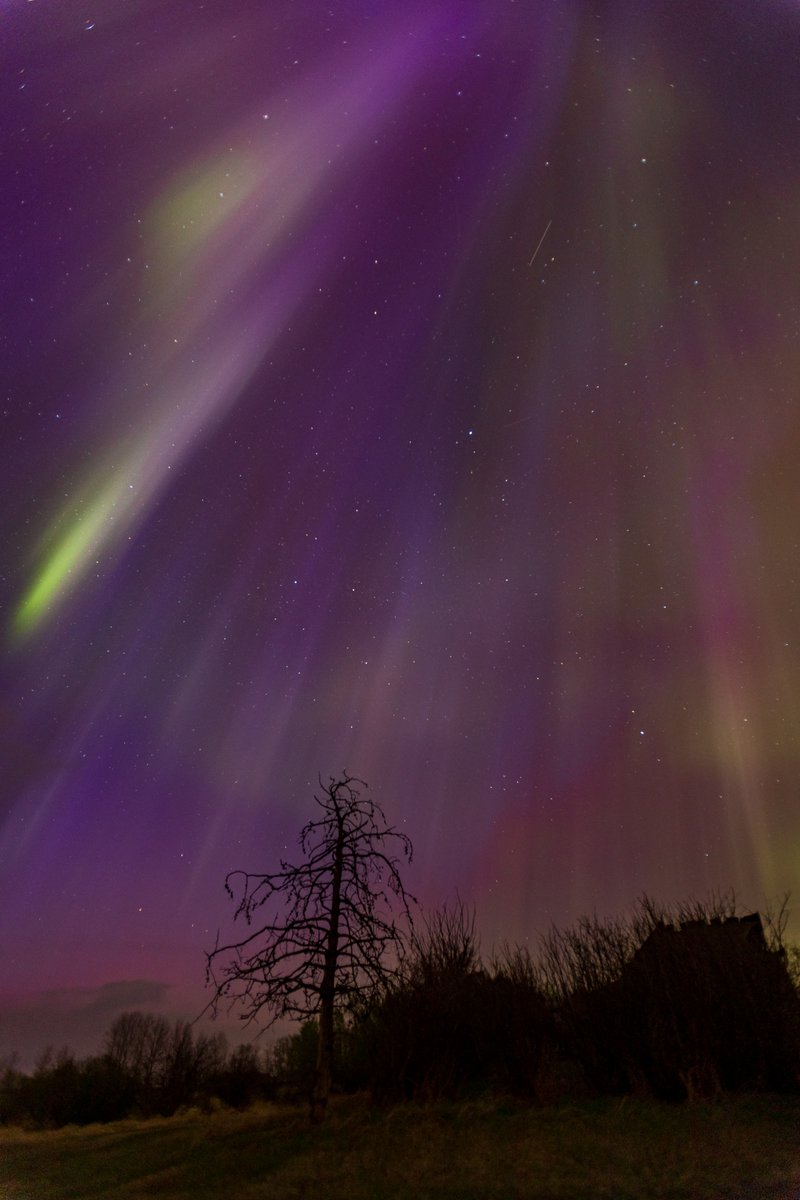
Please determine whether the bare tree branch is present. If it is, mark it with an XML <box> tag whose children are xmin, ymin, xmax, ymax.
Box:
<box><xmin>203</xmin><ymin>772</ymin><xmax>415</xmax><ymax>1122</ymax></box>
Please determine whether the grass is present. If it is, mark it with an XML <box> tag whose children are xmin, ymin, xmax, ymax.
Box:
<box><xmin>1</xmin><ymin>1093</ymin><xmax>799</xmax><ymax>1200</ymax></box>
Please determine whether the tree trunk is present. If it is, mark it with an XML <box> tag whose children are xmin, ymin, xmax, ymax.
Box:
<box><xmin>310</xmin><ymin>996</ymin><xmax>334</xmax><ymax>1124</ymax></box>
<box><xmin>310</xmin><ymin>813</ymin><xmax>345</xmax><ymax>1124</ymax></box>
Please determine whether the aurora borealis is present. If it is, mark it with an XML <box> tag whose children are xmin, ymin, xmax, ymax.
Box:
<box><xmin>4</xmin><ymin>0</ymin><xmax>800</xmax><ymax>1062</ymax></box>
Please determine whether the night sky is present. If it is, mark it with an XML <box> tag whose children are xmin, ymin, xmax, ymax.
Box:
<box><xmin>4</xmin><ymin>0</ymin><xmax>800</xmax><ymax>1065</ymax></box>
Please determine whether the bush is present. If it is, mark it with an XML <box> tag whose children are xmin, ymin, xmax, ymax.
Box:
<box><xmin>367</xmin><ymin>903</ymin><xmax>553</xmax><ymax>1102</ymax></box>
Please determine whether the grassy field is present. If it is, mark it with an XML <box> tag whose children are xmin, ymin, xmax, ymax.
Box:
<box><xmin>1</xmin><ymin>1093</ymin><xmax>799</xmax><ymax>1200</ymax></box>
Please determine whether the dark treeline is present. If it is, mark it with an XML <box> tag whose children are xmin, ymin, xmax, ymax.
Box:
<box><xmin>0</xmin><ymin>1012</ymin><xmax>271</xmax><ymax>1128</ymax></box>
<box><xmin>3</xmin><ymin>894</ymin><xmax>800</xmax><ymax>1128</ymax></box>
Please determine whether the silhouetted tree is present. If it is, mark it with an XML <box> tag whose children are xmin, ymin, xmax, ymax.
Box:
<box><xmin>215</xmin><ymin>1042</ymin><xmax>269</xmax><ymax>1109</ymax></box>
<box><xmin>269</xmin><ymin>1019</ymin><xmax>322</xmax><ymax>1099</ymax></box>
<box><xmin>105</xmin><ymin>1011</ymin><xmax>170</xmax><ymax>1113</ymax></box>
<box><xmin>205</xmin><ymin>772</ymin><xmax>415</xmax><ymax>1122</ymax></box>
<box><xmin>103</xmin><ymin>1011</ymin><xmax>228</xmax><ymax>1115</ymax></box>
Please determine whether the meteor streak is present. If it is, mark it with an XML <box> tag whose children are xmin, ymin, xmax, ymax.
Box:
<box><xmin>528</xmin><ymin>218</ymin><xmax>552</xmax><ymax>267</ymax></box>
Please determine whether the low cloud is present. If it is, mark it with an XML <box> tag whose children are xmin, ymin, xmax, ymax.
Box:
<box><xmin>41</xmin><ymin>979</ymin><xmax>172</xmax><ymax>1016</ymax></box>
<box><xmin>0</xmin><ymin>980</ymin><xmax>172</xmax><ymax>1070</ymax></box>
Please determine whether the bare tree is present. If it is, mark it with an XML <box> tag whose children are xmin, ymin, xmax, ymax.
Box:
<box><xmin>105</xmin><ymin>1011</ymin><xmax>170</xmax><ymax>1104</ymax></box>
<box><xmin>205</xmin><ymin>772</ymin><xmax>415</xmax><ymax>1122</ymax></box>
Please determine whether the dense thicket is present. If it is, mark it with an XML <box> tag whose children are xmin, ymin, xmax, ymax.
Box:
<box><xmin>3</xmin><ymin>895</ymin><xmax>799</xmax><ymax>1128</ymax></box>
<box><xmin>357</xmin><ymin>895</ymin><xmax>800</xmax><ymax>1105</ymax></box>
